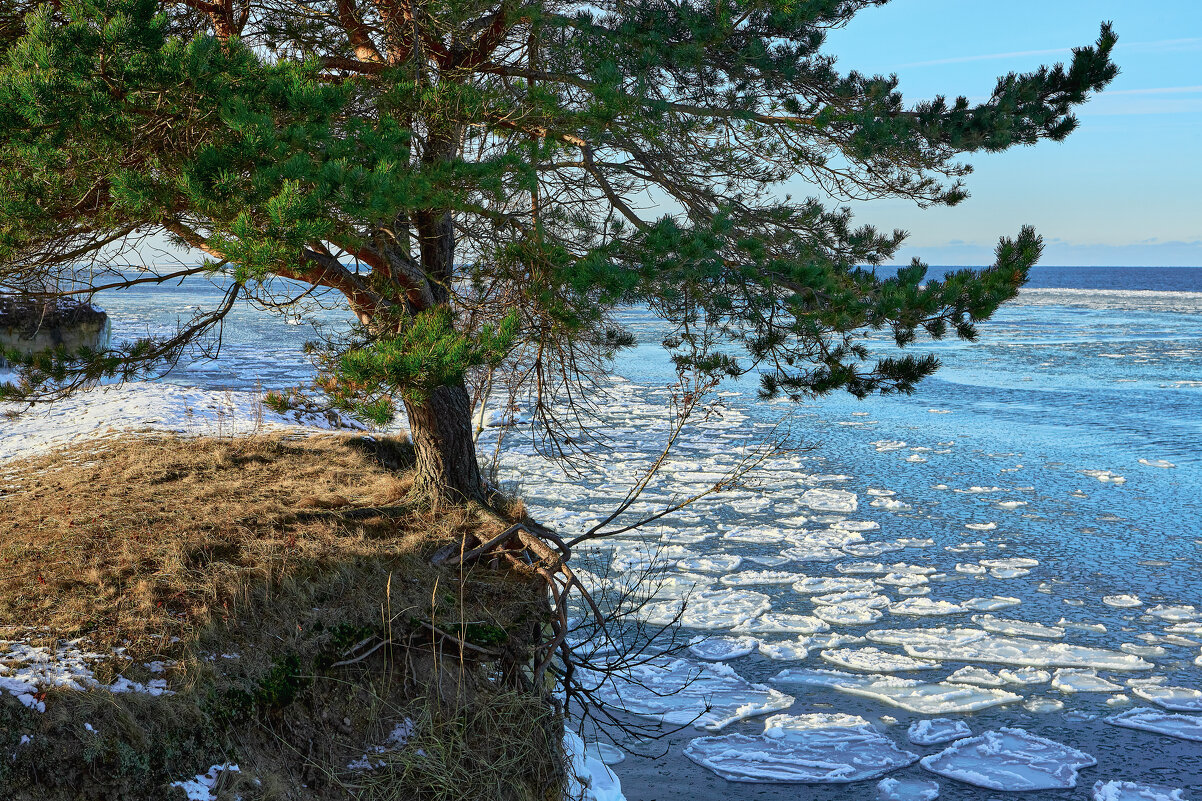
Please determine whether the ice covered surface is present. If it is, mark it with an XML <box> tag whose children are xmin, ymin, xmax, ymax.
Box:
<box><xmin>1092</xmin><ymin>780</ymin><xmax>1187</xmax><ymax>800</ymax></box>
<box><xmin>897</xmin><ymin>630</ymin><xmax>1154</xmax><ymax>671</ymax></box>
<box><xmin>821</xmin><ymin>647</ymin><xmax>939</xmax><ymax>673</ymax></box>
<box><xmin>878</xmin><ymin>777</ymin><xmax>941</xmax><ymax>801</ymax></box>
<box><xmin>972</xmin><ymin>615</ymin><xmax>1064</xmax><ymax>639</ymax></box>
<box><xmin>757</xmin><ymin>638</ymin><xmax>811</xmax><ymax>661</ymax></box>
<box><xmin>687</xmin><ymin>635</ymin><xmax>758</xmax><ymax>662</ymax></box>
<box><xmin>0</xmin><ymin>382</ymin><xmax>338</xmax><ymax>462</ymax></box>
<box><xmin>908</xmin><ymin>718</ymin><xmax>972</xmax><ymax>746</ymax></box>
<box><xmin>1131</xmin><ymin>686</ymin><xmax>1202</xmax><ymax>711</ymax></box>
<box><xmin>800</xmin><ymin>488</ymin><xmax>858</xmax><ymax>512</ymax></box>
<box><xmin>564</xmin><ymin>728</ymin><xmax>626</xmax><ymax>801</ymax></box>
<box><xmin>920</xmin><ymin>728</ymin><xmax>1096</xmax><ymax>791</ymax></box>
<box><xmin>169</xmin><ymin>764</ymin><xmax>240</xmax><ymax>801</ymax></box>
<box><xmin>585</xmin><ymin>658</ymin><xmax>793</xmax><ymax>731</ymax></box>
<box><xmin>1052</xmin><ymin>669</ymin><xmax>1123</xmax><ymax>693</ymax></box>
<box><xmin>641</xmin><ymin>589</ymin><xmax>771</xmax><ymax>630</ymax></box>
<box><xmin>1104</xmin><ymin>595</ymin><xmax>1144</xmax><ymax>608</ymax></box>
<box><xmin>889</xmin><ymin>599</ymin><xmax>965</xmax><ymax>616</ymax></box>
<box><xmin>1105</xmin><ymin>707</ymin><xmax>1202</xmax><ymax>742</ymax></box>
<box><xmin>683</xmin><ymin>713</ymin><xmax>918</xmax><ymax>783</ymax></box>
<box><xmin>735</xmin><ymin>612</ymin><xmax>829</xmax><ymax>635</ymax></box>
<box><xmin>771</xmin><ymin>669</ymin><xmax>1022</xmax><ymax>714</ymax></box>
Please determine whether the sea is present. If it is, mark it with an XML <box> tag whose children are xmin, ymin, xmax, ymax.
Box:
<box><xmin>87</xmin><ymin>265</ymin><xmax>1202</xmax><ymax>799</ymax></box>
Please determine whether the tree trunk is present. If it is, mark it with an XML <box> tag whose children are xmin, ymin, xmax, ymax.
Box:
<box><xmin>404</xmin><ymin>380</ymin><xmax>488</xmax><ymax>503</ymax></box>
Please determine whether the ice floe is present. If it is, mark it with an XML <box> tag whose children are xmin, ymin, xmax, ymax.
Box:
<box><xmin>564</xmin><ymin>728</ymin><xmax>625</xmax><ymax>801</ymax></box>
<box><xmin>1093</xmin><ymin>779</ymin><xmax>1187</xmax><ymax>800</ymax></box>
<box><xmin>896</xmin><ymin>630</ymin><xmax>1154</xmax><ymax>671</ymax></box>
<box><xmin>585</xmin><ymin>658</ymin><xmax>793</xmax><ymax>731</ymax></box>
<box><xmin>687</xmin><ymin>635</ymin><xmax>758</xmax><ymax>662</ymax></box>
<box><xmin>1104</xmin><ymin>595</ymin><xmax>1144</xmax><ymax>608</ymax></box>
<box><xmin>972</xmin><ymin>615</ymin><xmax>1064</xmax><ymax>639</ymax></box>
<box><xmin>735</xmin><ymin>612</ymin><xmax>830</xmax><ymax>635</ymax></box>
<box><xmin>799</xmin><ymin>488</ymin><xmax>859</xmax><ymax>513</ymax></box>
<box><xmin>683</xmin><ymin>713</ymin><xmax>918</xmax><ymax>783</ymax></box>
<box><xmin>771</xmin><ymin>669</ymin><xmax>1022</xmax><ymax>714</ymax></box>
<box><xmin>1131</xmin><ymin>685</ymin><xmax>1202</xmax><ymax>712</ymax></box>
<box><xmin>1105</xmin><ymin>707</ymin><xmax>1202</xmax><ymax>742</ymax></box>
<box><xmin>877</xmin><ymin>777</ymin><xmax>941</xmax><ymax>801</ymax></box>
<box><xmin>757</xmin><ymin>637</ymin><xmax>811</xmax><ymax>661</ymax></box>
<box><xmin>1052</xmin><ymin>669</ymin><xmax>1123</xmax><ymax>693</ymax></box>
<box><xmin>919</xmin><ymin>728</ymin><xmax>1096</xmax><ymax>790</ymax></box>
<box><xmin>821</xmin><ymin>647</ymin><xmax>939</xmax><ymax>672</ymax></box>
<box><xmin>907</xmin><ymin>718</ymin><xmax>972</xmax><ymax>746</ymax></box>
<box><xmin>641</xmin><ymin>589</ymin><xmax>771</xmax><ymax>630</ymax></box>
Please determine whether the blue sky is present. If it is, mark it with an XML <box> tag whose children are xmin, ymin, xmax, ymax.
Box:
<box><xmin>815</xmin><ymin>0</ymin><xmax>1202</xmax><ymax>266</ymax></box>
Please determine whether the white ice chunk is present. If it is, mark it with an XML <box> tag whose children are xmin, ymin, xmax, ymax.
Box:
<box><xmin>1131</xmin><ymin>685</ymin><xmax>1202</xmax><ymax>712</ymax></box>
<box><xmin>946</xmin><ymin>667</ymin><xmax>1007</xmax><ymax>687</ymax></box>
<box><xmin>676</xmin><ymin>554</ymin><xmax>742</xmax><ymax>574</ymax></box>
<box><xmin>877</xmin><ymin>777</ymin><xmax>941</xmax><ymax>801</ymax></box>
<box><xmin>684</xmin><ymin>714</ymin><xmax>918</xmax><ymax>783</ymax></box>
<box><xmin>1103</xmin><ymin>595</ymin><xmax>1144</xmax><ymax>608</ymax></box>
<box><xmin>585</xmin><ymin>658</ymin><xmax>794</xmax><ymax>732</ymax></box>
<box><xmin>973</xmin><ymin>615</ymin><xmax>1064</xmax><ymax>639</ymax></box>
<box><xmin>1093</xmin><ymin>779</ymin><xmax>1186</xmax><ymax>800</ymax></box>
<box><xmin>901</xmin><ymin>632</ymin><xmax>1154</xmax><ymax>671</ymax></box>
<box><xmin>757</xmin><ymin>637</ymin><xmax>811</xmax><ymax>661</ymax></box>
<box><xmin>1105</xmin><ymin>707</ymin><xmax>1202</xmax><ymax>742</ymax></box>
<box><xmin>1137</xmin><ymin>459</ymin><xmax>1176</xmax><ymax>469</ymax></box>
<box><xmin>718</xmin><ymin>570</ymin><xmax>798</xmax><ymax>586</ymax></box>
<box><xmin>793</xmin><ymin>577</ymin><xmax>878</xmax><ymax>594</ymax></box>
<box><xmin>961</xmin><ymin>597</ymin><xmax>1023</xmax><ymax>611</ymax></box>
<box><xmin>889</xmin><ymin>599</ymin><xmax>965</xmax><ymax>617</ymax></box>
<box><xmin>770</xmin><ymin>670</ymin><xmax>1022</xmax><ymax>714</ymax></box>
<box><xmin>687</xmin><ymin>635</ymin><xmax>759</xmax><ymax>662</ymax></box>
<box><xmin>920</xmin><ymin>728</ymin><xmax>1096</xmax><ymax>791</ymax></box>
<box><xmin>1052</xmin><ymin>669</ymin><xmax>1123</xmax><ymax>694</ymax></box>
<box><xmin>735</xmin><ymin>613</ymin><xmax>830</xmax><ymax>635</ymax></box>
<box><xmin>821</xmin><ymin>647</ymin><xmax>939</xmax><ymax>673</ymax></box>
<box><xmin>564</xmin><ymin>728</ymin><xmax>625</xmax><ymax>801</ymax></box>
<box><xmin>908</xmin><ymin>718</ymin><xmax>972</xmax><ymax>746</ymax></box>
<box><xmin>813</xmin><ymin>602</ymin><xmax>886</xmax><ymax>625</ymax></box>
<box><xmin>641</xmin><ymin>589</ymin><xmax>771</xmax><ymax>630</ymax></box>
<box><xmin>800</xmin><ymin>488</ymin><xmax>858</xmax><ymax>513</ymax></box>
<box><xmin>1147</xmin><ymin>605</ymin><xmax>1198</xmax><ymax>623</ymax></box>
<box><xmin>998</xmin><ymin>667</ymin><xmax>1051</xmax><ymax>685</ymax></box>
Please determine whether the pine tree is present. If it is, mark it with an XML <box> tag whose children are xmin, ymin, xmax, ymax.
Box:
<box><xmin>0</xmin><ymin>0</ymin><xmax>1117</xmax><ymax>501</ymax></box>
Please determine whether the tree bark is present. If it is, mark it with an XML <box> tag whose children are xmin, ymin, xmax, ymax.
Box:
<box><xmin>404</xmin><ymin>381</ymin><xmax>488</xmax><ymax>503</ymax></box>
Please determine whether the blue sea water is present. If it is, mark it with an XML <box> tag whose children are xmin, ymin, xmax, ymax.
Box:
<box><xmin>89</xmin><ymin>265</ymin><xmax>1202</xmax><ymax>798</ymax></box>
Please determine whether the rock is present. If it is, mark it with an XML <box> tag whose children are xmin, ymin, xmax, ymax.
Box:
<box><xmin>0</xmin><ymin>295</ymin><xmax>109</xmax><ymax>365</ymax></box>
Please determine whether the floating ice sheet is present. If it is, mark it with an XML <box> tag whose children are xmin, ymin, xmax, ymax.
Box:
<box><xmin>683</xmin><ymin>713</ymin><xmax>917</xmax><ymax>783</ymax></box>
<box><xmin>800</xmin><ymin>488</ymin><xmax>858</xmax><ymax>513</ymax></box>
<box><xmin>641</xmin><ymin>589</ymin><xmax>771</xmax><ymax>630</ymax></box>
<box><xmin>821</xmin><ymin>647</ymin><xmax>940</xmax><ymax>673</ymax></box>
<box><xmin>973</xmin><ymin>615</ymin><xmax>1064</xmax><ymax>639</ymax></box>
<box><xmin>1105</xmin><ymin>707</ymin><xmax>1202</xmax><ymax>742</ymax></box>
<box><xmin>1052</xmin><ymin>669</ymin><xmax>1123</xmax><ymax>694</ymax></box>
<box><xmin>877</xmin><ymin>777</ymin><xmax>941</xmax><ymax>801</ymax></box>
<box><xmin>1131</xmin><ymin>685</ymin><xmax>1202</xmax><ymax>712</ymax></box>
<box><xmin>757</xmin><ymin>638</ymin><xmax>811</xmax><ymax>661</ymax></box>
<box><xmin>1092</xmin><ymin>780</ymin><xmax>1187</xmax><ymax>800</ymax></box>
<box><xmin>585</xmin><ymin>658</ymin><xmax>793</xmax><ymax>731</ymax></box>
<box><xmin>771</xmin><ymin>669</ymin><xmax>1022</xmax><ymax>714</ymax></box>
<box><xmin>735</xmin><ymin>612</ymin><xmax>830</xmax><ymax>635</ymax></box>
<box><xmin>908</xmin><ymin>718</ymin><xmax>972</xmax><ymax>745</ymax></box>
<box><xmin>1103</xmin><ymin>595</ymin><xmax>1144</xmax><ymax>608</ymax></box>
<box><xmin>687</xmin><ymin>636</ymin><xmax>759</xmax><ymax>662</ymax></box>
<box><xmin>920</xmin><ymin>728</ymin><xmax>1096</xmax><ymax>791</ymax></box>
<box><xmin>900</xmin><ymin>631</ymin><xmax>1154</xmax><ymax>671</ymax></box>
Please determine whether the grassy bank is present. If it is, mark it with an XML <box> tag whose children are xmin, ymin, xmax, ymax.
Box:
<box><xmin>0</xmin><ymin>433</ymin><xmax>563</xmax><ymax>800</ymax></box>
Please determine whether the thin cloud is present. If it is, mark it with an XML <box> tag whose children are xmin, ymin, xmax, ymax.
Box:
<box><xmin>1106</xmin><ymin>85</ymin><xmax>1202</xmax><ymax>95</ymax></box>
<box><xmin>895</xmin><ymin>37</ymin><xmax>1202</xmax><ymax>69</ymax></box>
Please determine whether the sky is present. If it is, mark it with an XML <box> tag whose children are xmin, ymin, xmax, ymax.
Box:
<box><xmin>815</xmin><ymin>0</ymin><xmax>1202</xmax><ymax>266</ymax></box>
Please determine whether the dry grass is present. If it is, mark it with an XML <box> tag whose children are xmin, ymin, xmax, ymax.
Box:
<box><xmin>0</xmin><ymin>433</ymin><xmax>562</xmax><ymax>801</ymax></box>
<box><xmin>0</xmin><ymin>433</ymin><xmax>503</xmax><ymax>652</ymax></box>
